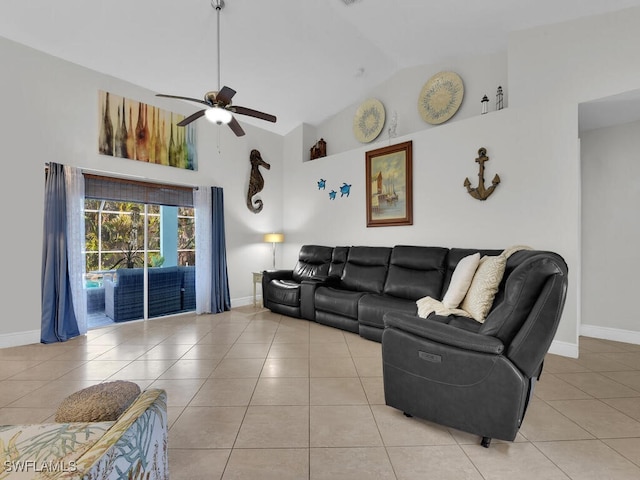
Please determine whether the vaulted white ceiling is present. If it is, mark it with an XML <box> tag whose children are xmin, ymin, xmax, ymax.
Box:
<box><xmin>1</xmin><ymin>0</ymin><xmax>640</xmax><ymax>135</ymax></box>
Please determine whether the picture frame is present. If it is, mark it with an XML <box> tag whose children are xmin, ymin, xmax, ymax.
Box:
<box><xmin>365</xmin><ymin>140</ymin><xmax>413</xmax><ymax>227</ymax></box>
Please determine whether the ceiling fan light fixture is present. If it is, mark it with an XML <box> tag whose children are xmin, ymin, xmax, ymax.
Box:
<box><xmin>205</xmin><ymin>106</ymin><xmax>233</xmax><ymax>125</ymax></box>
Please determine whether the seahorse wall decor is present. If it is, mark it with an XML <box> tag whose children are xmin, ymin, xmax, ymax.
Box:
<box><xmin>246</xmin><ymin>149</ymin><xmax>271</xmax><ymax>213</ymax></box>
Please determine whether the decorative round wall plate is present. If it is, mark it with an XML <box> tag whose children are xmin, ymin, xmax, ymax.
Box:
<box><xmin>418</xmin><ymin>71</ymin><xmax>464</xmax><ymax>125</ymax></box>
<box><xmin>353</xmin><ymin>98</ymin><xmax>385</xmax><ymax>143</ymax></box>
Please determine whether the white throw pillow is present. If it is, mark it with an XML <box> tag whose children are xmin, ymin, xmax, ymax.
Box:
<box><xmin>441</xmin><ymin>253</ymin><xmax>481</xmax><ymax>309</ymax></box>
<box><xmin>459</xmin><ymin>254</ymin><xmax>507</xmax><ymax>323</ymax></box>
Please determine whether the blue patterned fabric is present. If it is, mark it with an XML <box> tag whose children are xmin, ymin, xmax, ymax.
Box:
<box><xmin>0</xmin><ymin>389</ymin><xmax>168</xmax><ymax>479</ymax></box>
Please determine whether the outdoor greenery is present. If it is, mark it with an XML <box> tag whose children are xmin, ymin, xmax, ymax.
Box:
<box><xmin>84</xmin><ymin>200</ymin><xmax>195</xmax><ymax>273</ymax></box>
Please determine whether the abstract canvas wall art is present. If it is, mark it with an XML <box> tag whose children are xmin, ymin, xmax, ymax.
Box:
<box><xmin>98</xmin><ymin>90</ymin><xmax>197</xmax><ymax>170</ymax></box>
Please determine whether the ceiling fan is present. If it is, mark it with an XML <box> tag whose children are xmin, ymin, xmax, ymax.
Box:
<box><xmin>156</xmin><ymin>0</ymin><xmax>276</xmax><ymax>137</ymax></box>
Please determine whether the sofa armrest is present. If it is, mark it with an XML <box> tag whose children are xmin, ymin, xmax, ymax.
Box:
<box><xmin>300</xmin><ymin>278</ymin><xmax>328</xmax><ymax>320</ymax></box>
<box><xmin>262</xmin><ymin>270</ymin><xmax>294</xmax><ymax>310</ymax></box>
<box><xmin>262</xmin><ymin>269</ymin><xmax>294</xmax><ymax>284</ymax></box>
<box><xmin>0</xmin><ymin>390</ymin><xmax>167</xmax><ymax>479</ymax></box>
<box><xmin>73</xmin><ymin>389</ymin><xmax>168</xmax><ymax>479</ymax></box>
<box><xmin>383</xmin><ymin>312</ymin><xmax>505</xmax><ymax>355</ymax></box>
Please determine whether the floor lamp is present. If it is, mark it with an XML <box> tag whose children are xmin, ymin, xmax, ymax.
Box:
<box><xmin>264</xmin><ymin>233</ymin><xmax>285</xmax><ymax>270</ymax></box>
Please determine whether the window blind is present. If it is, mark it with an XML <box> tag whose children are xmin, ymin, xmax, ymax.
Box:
<box><xmin>84</xmin><ymin>174</ymin><xmax>194</xmax><ymax>207</ymax></box>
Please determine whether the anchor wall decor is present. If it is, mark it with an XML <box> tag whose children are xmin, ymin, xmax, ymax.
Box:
<box><xmin>464</xmin><ymin>147</ymin><xmax>500</xmax><ymax>201</ymax></box>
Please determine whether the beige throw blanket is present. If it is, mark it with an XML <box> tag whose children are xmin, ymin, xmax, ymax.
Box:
<box><xmin>416</xmin><ymin>296</ymin><xmax>473</xmax><ymax>319</ymax></box>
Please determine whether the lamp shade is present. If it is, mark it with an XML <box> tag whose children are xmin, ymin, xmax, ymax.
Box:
<box><xmin>263</xmin><ymin>233</ymin><xmax>284</xmax><ymax>243</ymax></box>
<box><xmin>205</xmin><ymin>107</ymin><xmax>233</xmax><ymax>125</ymax></box>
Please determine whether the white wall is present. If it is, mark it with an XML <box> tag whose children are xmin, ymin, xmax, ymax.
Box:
<box><xmin>197</xmin><ymin>125</ymin><xmax>284</xmax><ymax>306</ymax></box>
<box><xmin>0</xmin><ymin>36</ymin><xmax>283</xmax><ymax>347</ymax></box>
<box><xmin>581</xmin><ymin>120</ymin><xmax>640</xmax><ymax>343</ymax></box>
<box><xmin>285</xmin><ymin>106</ymin><xmax>574</xmax><ymax>253</ymax></box>
<box><xmin>508</xmin><ymin>7</ymin><xmax>640</xmax><ymax>109</ymax></box>
<box><xmin>312</xmin><ymin>51</ymin><xmax>508</xmax><ymax>158</ymax></box>
<box><xmin>506</xmin><ymin>6</ymin><xmax>640</xmax><ymax>353</ymax></box>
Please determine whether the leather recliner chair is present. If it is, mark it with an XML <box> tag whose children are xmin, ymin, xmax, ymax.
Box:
<box><xmin>381</xmin><ymin>250</ymin><xmax>568</xmax><ymax>447</ymax></box>
<box><xmin>262</xmin><ymin>245</ymin><xmax>333</xmax><ymax>318</ymax></box>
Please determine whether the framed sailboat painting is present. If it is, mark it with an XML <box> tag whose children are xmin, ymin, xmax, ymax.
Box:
<box><xmin>365</xmin><ymin>141</ymin><xmax>413</xmax><ymax>227</ymax></box>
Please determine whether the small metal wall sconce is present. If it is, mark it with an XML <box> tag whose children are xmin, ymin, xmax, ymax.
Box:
<box><xmin>464</xmin><ymin>147</ymin><xmax>500</xmax><ymax>201</ymax></box>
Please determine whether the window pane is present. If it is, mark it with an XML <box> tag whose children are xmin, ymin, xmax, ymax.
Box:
<box><xmin>147</xmin><ymin>206</ymin><xmax>162</xmax><ymax>267</ymax></box>
<box><xmin>178</xmin><ymin>207</ymin><xmax>195</xmax><ymax>266</ymax></box>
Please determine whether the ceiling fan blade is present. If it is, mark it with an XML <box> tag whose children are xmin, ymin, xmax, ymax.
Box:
<box><xmin>228</xmin><ymin>116</ymin><xmax>246</xmax><ymax>137</ymax></box>
<box><xmin>177</xmin><ymin>109</ymin><xmax>206</xmax><ymax>127</ymax></box>
<box><xmin>156</xmin><ymin>93</ymin><xmax>210</xmax><ymax>107</ymax></box>
<box><xmin>233</xmin><ymin>106</ymin><xmax>277</xmax><ymax>123</ymax></box>
<box><xmin>216</xmin><ymin>86</ymin><xmax>236</xmax><ymax>105</ymax></box>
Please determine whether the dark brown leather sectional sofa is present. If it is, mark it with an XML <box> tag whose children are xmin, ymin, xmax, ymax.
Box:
<box><xmin>262</xmin><ymin>244</ymin><xmax>568</xmax><ymax>447</ymax></box>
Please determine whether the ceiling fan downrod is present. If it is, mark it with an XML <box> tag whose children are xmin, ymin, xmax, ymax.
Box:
<box><xmin>211</xmin><ymin>0</ymin><xmax>225</xmax><ymax>93</ymax></box>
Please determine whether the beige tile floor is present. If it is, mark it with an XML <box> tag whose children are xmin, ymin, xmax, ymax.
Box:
<box><xmin>2</xmin><ymin>307</ymin><xmax>640</xmax><ymax>479</ymax></box>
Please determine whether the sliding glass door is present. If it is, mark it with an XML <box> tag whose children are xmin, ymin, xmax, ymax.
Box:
<box><xmin>83</xmin><ymin>177</ymin><xmax>195</xmax><ymax>328</ymax></box>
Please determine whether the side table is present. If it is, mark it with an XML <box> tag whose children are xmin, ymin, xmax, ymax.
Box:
<box><xmin>252</xmin><ymin>272</ymin><xmax>263</xmax><ymax>307</ymax></box>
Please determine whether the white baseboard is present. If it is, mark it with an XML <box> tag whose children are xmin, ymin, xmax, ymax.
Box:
<box><xmin>580</xmin><ymin>324</ymin><xmax>640</xmax><ymax>346</ymax></box>
<box><xmin>549</xmin><ymin>339</ymin><xmax>579</xmax><ymax>358</ymax></box>
<box><xmin>0</xmin><ymin>329</ymin><xmax>40</xmax><ymax>349</ymax></box>
<box><xmin>231</xmin><ymin>295</ymin><xmax>262</xmax><ymax>308</ymax></box>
